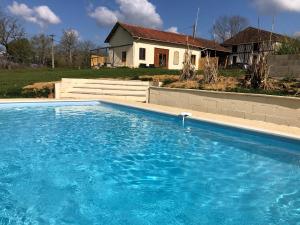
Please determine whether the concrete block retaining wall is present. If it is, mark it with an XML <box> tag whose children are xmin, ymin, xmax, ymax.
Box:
<box><xmin>149</xmin><ymin>87</ymin><xmax>300</xmax><ymax>127</ymax></box>
<box><xmin>268</xmin><ymin>54</ymin><xmax>300</xmax><ymax>79</ymax></box>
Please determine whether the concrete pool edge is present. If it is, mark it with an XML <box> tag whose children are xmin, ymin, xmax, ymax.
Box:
<box><xmin>0</xmin><ymin>98</ymin><xmax>300</xmax><ymax>141</ymax></box>
<box><xmin>98</xmin><ymin>99</ymin><xmax>300</xmax><ymax>141</ymax></box>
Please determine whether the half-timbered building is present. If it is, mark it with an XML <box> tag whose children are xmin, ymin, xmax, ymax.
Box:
<box><xmin>223</xmin><ymin>27</ymin><xmax>286</xmax><ymax>65</ymax></box>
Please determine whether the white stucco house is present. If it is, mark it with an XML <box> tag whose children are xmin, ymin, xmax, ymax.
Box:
<box><xmin>104</xmin><ymin>22</ymin><xmax>230</xmax><ymax>69</ymax></box>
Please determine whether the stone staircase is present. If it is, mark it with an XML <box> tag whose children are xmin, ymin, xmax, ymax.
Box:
<box><xmin>55</xmin><ymin>78</ymin><xmax>150</xmax><ymax>102</ymax></box>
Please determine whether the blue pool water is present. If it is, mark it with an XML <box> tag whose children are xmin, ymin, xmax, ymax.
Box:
<box><xmin>0</xmin><ymin>102</ymin><xmax>299</xmax><ymax>225</ymax></box>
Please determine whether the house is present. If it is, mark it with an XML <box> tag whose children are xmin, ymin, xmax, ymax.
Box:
<box><xmin>104</xmin><ymin>22</ymin><xmax>230</xmax><ymax>69</ymax></box>
<box><xmin>90</xmin><ymin>54</ymin><xmax>107</xmax><ymax>68</ymax></box>
<box><xmin>223</xmin><ymin>27</ymin><xmax>286</xmax><ymax>66</ymax></box>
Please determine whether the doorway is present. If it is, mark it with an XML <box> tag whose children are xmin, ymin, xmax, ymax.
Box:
<box><xmin>232</xmin><ymin>56</ymin><xmax>237</xmax><ymax>65</ymax></box>
<box><xmin>154</xmin><ymin>48</ymin><xmax>169</xmax><ymax>68</ymax></box>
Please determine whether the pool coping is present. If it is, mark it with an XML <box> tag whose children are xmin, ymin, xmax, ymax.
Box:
<box><xmin>0</xmin><ymin>98</ymin><xmax>300</xmax><ymax>141</ymax></box>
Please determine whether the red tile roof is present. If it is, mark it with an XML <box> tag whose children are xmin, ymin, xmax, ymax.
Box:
<box><xmin>105</xmin><ymin>22</ymin><xmax>230</xmax><ymax>53</ymax></box>
<box><xmin>223</xmin><ymin>27</ymin><xmax>286</xmax><ymax>46</ymax></box>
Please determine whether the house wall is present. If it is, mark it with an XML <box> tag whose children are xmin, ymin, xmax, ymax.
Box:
<box><xmin>133</xmin><ymin>40</ymin><xmax>201</xmax><ymax>70</ymax></box>
<box><xmin>108</xmin><ymin>26</ymin><xmax>134</xmax><ymax>67</ymax></box>
<box><xmin>107</xmin><ymin>26</ymin><xmax>223</xmax><ymax>69</ymax></box>
<box><xmin>149</xmin><ymin>87</ymin><xmax>300</xmax><ymax>127</ymax></box>
<box><xmin>227</xmin><ymin>42</ymin><xmax>279</xmax><ymax>65</ymax></box>
<box><xmin>229</xmin><ymin>44</ymin><xmax>253</xmax><ymax>65</ymax></box>
<box><xmin>91</xmin><ymin>55</ymin><xmax>106</xmax><ymax>68</ymax></box>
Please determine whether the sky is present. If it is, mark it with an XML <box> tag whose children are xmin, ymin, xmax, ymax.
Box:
<box><xmin>1</xmin><ymin>0</ymin><xmax>300</xmax><ymax>45</ymax></box>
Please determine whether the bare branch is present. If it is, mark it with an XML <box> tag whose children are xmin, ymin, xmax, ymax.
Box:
<box><xmin>211</xmin><ymin>15</ymin><xmax>249</xmax><ymax>43</ymax></box>
<box><xmin>0</xmin><ymin>12</ymin><xmax>25</xmax><ymax>49</ymax></box>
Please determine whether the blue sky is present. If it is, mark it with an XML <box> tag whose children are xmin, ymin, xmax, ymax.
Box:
<box><xmin>2</xmin><ymin>0</ymin><xmax>300</xmax><ymax>45</ymax></box>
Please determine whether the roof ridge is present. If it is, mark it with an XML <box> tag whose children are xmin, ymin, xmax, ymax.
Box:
<box><xmin>241</xmin><ymin>26</ymin><xmax>284</xmax><ymax>37</ymax></box>
<box><xmin>119</xmin><ymin>22</ymin><xmax>218</xmax><ymax>43</ymax></box>
<box><xmin>222</xmin><ymin>26</ymin><xmax>286</xmax><ymax>46</ymax></box>
<box><xmin>120</xmin><ymin>22</ymin><xmax>186</xmax><ymax>37</ymax></box>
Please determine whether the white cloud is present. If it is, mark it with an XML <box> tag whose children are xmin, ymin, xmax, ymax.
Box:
<box><xmin>88</xmin><ymin>6</ymin><xmax>118</xmax><ymax>27</ymax></box>
<box><xmin>88</xmin><ymin>0</ymin><xmax>162</xmax><ymax>28</ymax></box>
<box><xmin>8</xmin><ymin>1</ymin><xmax>61</xmax><ymax>27</ymax></box>
<box><xmin>165</xmin><ymin>26</ymin><xmax>178</xmax><ymax>33</ymax></box>
<box><xmin>116</xmin><ymin>0</ymin><xmax>162</xmax><ymax>28</ymax></box>
<box><xmin>253</xmin><ymin>0</ymin><xmax>300</xmax><ymax>13</ymax></box>
<box><xmin>34</xmin><ymin>6</ymin><xmax>61</xmax><ymax>24</ymax></box>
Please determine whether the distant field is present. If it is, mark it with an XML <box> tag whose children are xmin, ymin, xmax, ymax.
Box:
<box><xmin>0</xmin><ymin>68</ymin><xmax>179</xmax><ymax>98</ymax></box>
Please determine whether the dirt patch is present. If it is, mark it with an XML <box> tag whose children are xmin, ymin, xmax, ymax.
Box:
<box><xmin>166</xmin><ymin>80</ymin><xmax>200</xmax><ymax>89</ymax></box>
<box><xmin>139</xmin><ymin>75</ymin><xmax>179</xmax><ymax>86</ymax></box>
<box><xmin>157</xmin><ymin>74</ymin><xmax>300</xmax><ymax>96</ymax></box>
<box><xmin>202</xmin><ymin>76</ymin><xmax>239</xmax><ymax>91</ymax></box>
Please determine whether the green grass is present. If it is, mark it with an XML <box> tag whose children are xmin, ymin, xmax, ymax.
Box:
<box><xmin>219</xmin><ymin>69</ymin><xmax>246</xmax><ymax>77</ymax></box>
<box><xmin>0</xmin><ymin>67</ymin><xmax>179</xmax><ymax>98</ymax></box>
<box><xmin>226</xmin><ymin>87</ymin><xmax>294</xmax><ymax>96</ymax></box>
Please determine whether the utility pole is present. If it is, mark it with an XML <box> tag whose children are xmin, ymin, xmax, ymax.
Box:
<box><xmin>49</xmin><ymin>34</ymin><xmax>55</xmax><ymax>69</ymax></box>
<box><xmin>192</xmin><ymin>8</ymin><xmax>200</xmax><ymax>38</ymax></box>
<box><xmin>270</xmin><ymin>15</ymin><xmax>275</xmax><ymax>51</ymax></box>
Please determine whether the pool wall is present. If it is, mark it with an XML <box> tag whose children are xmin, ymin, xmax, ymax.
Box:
<box><xmin>149</xmin><ymin>87</ymin><xmax>300</xmax><ymax>127</ymax></box>
<box><xmin>0</xmin><ymin>100</ymin><xmax>100</xmax><ymax>108</ymax></box>
<box><xmin>0</xmin><ymin>99</ymin><xmax>299</xmax><ymax>140</ymax></box>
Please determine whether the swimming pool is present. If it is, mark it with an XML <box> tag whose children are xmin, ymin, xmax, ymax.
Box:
<box><xmin>0</xmin><ymin>101</ymin><xmax>299</xmax><ymax>225</ymax></box>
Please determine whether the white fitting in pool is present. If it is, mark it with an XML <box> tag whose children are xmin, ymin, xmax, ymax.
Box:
<box><xmin>180</xmin><ymin>112</ymin><xmax>192</xmax><ymax>125</ymax></box>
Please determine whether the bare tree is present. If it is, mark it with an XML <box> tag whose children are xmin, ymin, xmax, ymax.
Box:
<box><xmin>211</xmin><ymin>15</ymin><xmax>249</xmax><ymax>43</ymax></box>
<box><xmin>246</xmin><ymin>52</ymin><xmax>270</xmax><ymax>90</ymax></box>
<box><xmin>0</xmin><ymin>11</ymin><xmax>25</xmax><ymax>51</ymax></box>
<box><xmin>77</xmin><ymin>40</ymin><xmax>96</xmax><ymax>68</ymax></box>
<box><xmin>203</xmin><ymin>54</ymin><xmax>218</xmax><ymax>84</ymax></box>
<box><xmin>60</xmin><ymin>29</ymin><xmax>79</xmax><ymax>65</ymax></box>
<box><xmin>31</xmin><ymin>34</ymin><xmax>52</xmax><ymax>65</ymax></box>
<box><xmin>180</xmin><ymin>37</ymin><xmax>196</xmax><ymax>81</ymax></box>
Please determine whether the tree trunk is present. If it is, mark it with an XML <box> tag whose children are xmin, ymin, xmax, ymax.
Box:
<box><xmin>69</xmin><ymin>49</ymin><xmax>72</xmax><ymax>64</ymax></box>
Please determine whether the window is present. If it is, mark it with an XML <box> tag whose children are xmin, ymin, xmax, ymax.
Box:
<box><xmin>159</xmin><ymin>53</ymin><xmax>167</xmax><ymax>67</ymax></box>
<box><xmin>191</xmin><ymin>55</ymin><xmax>196</xmax><ymax>65</ymax></box>
<box><xmin>253</xmin><ymin>43</ymin><xmax>259</xmax><ymax>52</ymax></box>
<box><xmin>139</xmin><ymin>48</ymin><xmax>146</xmax><ymax>60</ymax></box>
<box><xmin>121</xmin><ymin>51</ymin><xmax>126</xmax><ymax>63</ymax></box>
<box><xmin>173</xmin><ymin>51</ymin><xmax>179</xmax><ymax>65</ymax></box>
<box><xmin>232</xmin><ymin>45</ymin><xmax>238</xmax><ymax>53</ymax></box>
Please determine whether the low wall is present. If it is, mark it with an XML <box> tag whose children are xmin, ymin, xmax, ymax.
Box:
<box><xmin>268</xmin><ymin>54</ymin><xmax>300</xmax><ymax>79</ymax></box>
<box><xmin>149</xmin><ymin>87</ymin><xmax>300</xmax><ymax>127</ymax></box>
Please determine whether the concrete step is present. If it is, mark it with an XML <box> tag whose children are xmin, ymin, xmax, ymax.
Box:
<box><xmin>70</xmin><ymin>84</ymin><xmax>148</xmax><ymax>91</ymax></box>
<box><xmin>65</xmin><ymin>88</ymin><xmax>146</xmax><ymax>96</ymax></box>
<box><xmin>60</xmin><ymin>93</ymin><xmax>146</xmax><ymax>102</ymax></box>
<box><xmin>61</xmin><ymin>78</ymin><xmax>149</xmax><ymax>86</ymax></box>
<box><xmin>57</xmin><ymin>78</ymin><xmax>150</xmax><ymax>102</ymax></box>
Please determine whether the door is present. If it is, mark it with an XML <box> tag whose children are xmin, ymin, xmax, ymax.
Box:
<box><xmin>232</xmin><ymin>56</ymin><xmax>237</xmax><ymax>65</ymax></box>
<box><xmin>154</xmin><ymin>48</ymin><xmax>169</xmax><ymax>68</ymax></box>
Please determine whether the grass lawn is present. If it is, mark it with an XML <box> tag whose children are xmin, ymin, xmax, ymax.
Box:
<box><xmin>0</xmin><ymin>67</ymin><xmax>179</xmax><ymax>98</ymax></box>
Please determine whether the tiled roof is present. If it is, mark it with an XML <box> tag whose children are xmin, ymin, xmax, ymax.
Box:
<box><xmin>223</xmin><ymin>27</ymin><xmax>286</xmax><ymax>46</ymax></box>
<box><xmin>105</xmin><ymin>22</ymin><xmax>230</xmax><ymax>53</ymax></box>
